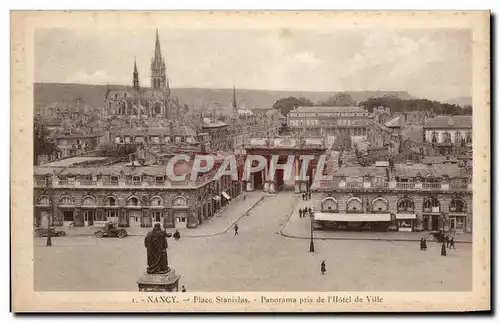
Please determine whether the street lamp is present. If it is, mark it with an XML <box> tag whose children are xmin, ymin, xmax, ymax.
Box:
<box><xmin>46</xmin><ymin>175</ymin><xmax>53</xmax><ymax>247</ymax></box>
<box><xmin>309</xmin><ymin>211</ymin><xmax>315</xmax><ymax>253</ymax></box>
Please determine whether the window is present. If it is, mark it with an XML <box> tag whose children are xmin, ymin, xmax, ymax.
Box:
<box><xmin>347</xmin><ymin>198</ymin><xmax>362</xmax><ymax>212</ymax></box>
<box><xmin>321</xmin><ymin>198</ymin><xmax>338</xmax><ymax>212</ymax></box>
<box><xmin>155</xmin><ymin>176</ymin><xmax>164</xmax><ymax>183</ymax></box>
<box><xmin>104</xmin><ymin>196</ymin><xmax>117</xmax><ymax>206</ymax></box>
<box><xmin>38</xmin><ymin>196</ymin><xmax>50</xmax><ymax>205</ymax></box>
<box><xmin>132</xmin><ymin>176</ymin><xmax>141</xmax><ymax>184</ymax></box>
<box><xmin>454</xmin><ymin>131</ymin><xmax>461</xmax><ymax>143</ymax></box>
<box><xmin>107</xmin><ymin>210</ymin><xmax>118</xmax><ymax>218</ymax></box>
<box><xmin>153</xmin><ymin>211</ymin><xmax>162</xmax><ymax>222</ymax></box>
<box><xmin>60</xmin><ymin>196</ymin><xmax>73</xmax><ymax>205</ymax></box>
<box><xmin>397</xmin><ymin>198</ymin><xmax>414</xmax><ymax>212</ymax></box>
<box><xmin>82</xmin><ymin>196</ymin><xmax>96</xmax><ymax>205</ymax></box>
<box><xmin>466</xmin><ymin>132</ymin><xmax>472</xmax><ymax>143</ymax></box>
<box><xmin>151</xmin><ymin>196</ymin><xmax>163</xmax><ymax>206</ymax></box>
<box><xmin>443</xmin><ymin>132</ymin><xmax>451</xmax><ymax>143</ymax></box>
<box><xmin>110</xmin><ymin>176</ymin><xmax>119</xmax><ymax>183</ymax></box>
<box><xmin>431</xmin><ymin>131</ymin><xmax>438</xmax><ymax>143</ymax></box>
<box><xmin>423</xmin><ymin>197</ymin><xmax>440</xmax><ymax>212</ymax></box>
<box><xmin>450</xmin><ymin>199</ymin><xmax>466</xmax><ymax>212</ymax></box>
<box><xmin>456</xmin><ymin>217</ymin><xmax>465</xmax><ymax>230</ymax></box>
<box><xmin>127</xmin><ymin>197</ymin><xmax>139</xmax><ymax>206</ymax></box>
<box><xmin>372</xmin><ymin>198</ymin><xmax>388</xmax><ymax>212</ymax></box>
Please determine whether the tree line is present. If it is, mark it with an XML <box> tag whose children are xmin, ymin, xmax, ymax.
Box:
<box><xmin>272</xmin><ymin>93</ymin><xmax>472</xmax><ymax>117</ymax></box>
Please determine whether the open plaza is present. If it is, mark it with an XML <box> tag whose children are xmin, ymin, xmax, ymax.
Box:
<box><xmin>34</xmin><ymin>191</ymin><xmax>472</xmax><ymax>292</ymax></box>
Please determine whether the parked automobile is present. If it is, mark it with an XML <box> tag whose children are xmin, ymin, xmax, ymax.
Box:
<box><xmin>94</xmin><ymin>222</ymin><xmax>128</xmax><ymax>238</ymax></box>
<box><xmin>35</xmin><ymin>228</ymin><xmax>66</xmax><ymax>237</ymax></box>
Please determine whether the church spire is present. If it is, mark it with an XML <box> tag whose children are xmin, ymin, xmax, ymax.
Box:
<box><xmin>133</xmin><ymin>57</ymin><xmax>140</xmax><ymax>89</ymax></box>
<box><xmin>153</xmin><ymin>28</ymin><xmax>162</xmax><ymax>64</ymax></box>
<box><xmin>232</xmin><ymin>83</ymin><xmax>237</xmax><ymax>109</ymax></box>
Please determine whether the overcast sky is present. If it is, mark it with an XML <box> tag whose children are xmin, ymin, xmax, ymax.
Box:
<box><xmin>35</xmin><ymin>28</ymin><xmax>471</xmax><ymax>101</ymax></box>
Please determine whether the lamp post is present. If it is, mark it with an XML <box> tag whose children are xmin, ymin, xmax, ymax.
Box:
<box><xmin>46</xmin><ymin>175</ymin><xmax>53</xmax><ymax>247</ymax></box>
<box><xmin>309</xmin><ymin>211</ymin><xmax>315</xmax><ymax>253</ymax></box>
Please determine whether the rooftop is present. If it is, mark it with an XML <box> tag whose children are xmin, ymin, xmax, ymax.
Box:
<box><xmin>40</xmin><ymin>157</ymin><xmax>110</xmax><ymax>168</ymax></box>
<box><xmin>424</xmin><ymin>115</ymin><xmax>472</xmax><ymax>129</ymax></box>
<box><xmin>291</xmin><ymin>106</ymin><xmax>367</xmax><ymax>114</ymax></box>
<box><xmin>394</xmin><ymin>163</ymin><xmax>468</xmax><ymax>178</ymax></box>
<box><xmin>333</xmin><ymin>166</ymin><xmax>388</xmax><ymax>177</ymax></box>
<box><xmin>384</xmin><ymin>116</ymin><xmax>401</xmax><ymax>128</ymax></box>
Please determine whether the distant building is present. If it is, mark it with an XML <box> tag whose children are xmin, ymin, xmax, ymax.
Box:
<box><xmin>423</xmin><ymin>115</ymin><xmax>472</xmax><ymax>155</ymax></box>
<box><xmin>55</xmin><ymin>132</ymin><xmax>103</xmax><ymax>158</ymax></box>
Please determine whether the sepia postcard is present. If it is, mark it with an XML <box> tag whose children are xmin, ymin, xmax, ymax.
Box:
<box><xmin>11</xmin><ymin>10</ymin><xmax>490</xmax><ymax>312</ymax></box>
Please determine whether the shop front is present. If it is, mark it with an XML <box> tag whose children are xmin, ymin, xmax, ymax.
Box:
<box><xmin>395</xmin><ymin>213</ymin><xmax>416</xmax><ymax>232</ymax></box>
<box><xmin>313</xmin><ymin>212</ymin><xmax>391</xmax><ymax>231</ymax></box>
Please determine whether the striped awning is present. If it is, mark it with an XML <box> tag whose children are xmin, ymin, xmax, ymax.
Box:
<box><xmin>314</xmin><ymin>212</ymin><xmax>391</xmax><ymax>222</ymax></box>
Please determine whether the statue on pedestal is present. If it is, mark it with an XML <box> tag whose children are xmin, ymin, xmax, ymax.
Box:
<box><xmin>138</xmin><ymin>223</ymin><xmax>180</xmax><ymax>292</ymax></box>
<box><xmin>144</xmin><ymin>223</ymin><xmax>170</xmax><ymax>274</ymax></box>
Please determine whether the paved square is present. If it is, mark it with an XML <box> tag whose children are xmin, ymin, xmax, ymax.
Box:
<box><xmin>34</xmin><ymin>192</ymin><xmax>472</xmax><ymax>292</ymax></box>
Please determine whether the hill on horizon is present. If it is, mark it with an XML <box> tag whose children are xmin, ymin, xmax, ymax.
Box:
<box><xmin>34</xmin><ymin>82</ymin><xmax>414</xmax><ymax>115</ymax></box>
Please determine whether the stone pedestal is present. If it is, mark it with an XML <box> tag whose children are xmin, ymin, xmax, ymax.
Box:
<box><xmin>246</xmin><ymin>181</ymin><xmax>254</xmax><ymax>192</ymax></box>
<box><xmin>137</xmin><ymin>269</ymin><xmax>181</xmax><ymax>292</ymax></box>
<box><xmin>268</xmin><ymin>182</ymin><xmax>276</xmax><ymax>194</ymax></box>
<box><xmin>263</xmin><ymin>182</ymin><xmax>270</xmax><ymax>192</ymax></box>
<box><xmin>294</xmin><ymin>182</ymin><xmax>301</xmax><ymax>193</ymax></box>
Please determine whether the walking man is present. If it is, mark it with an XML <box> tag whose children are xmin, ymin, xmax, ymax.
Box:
<box><xmin>441</xmin><ymin>242</ymin><xmax>447</xmax><ymax>256</ymax></box>
<box><xmin>299</xmin><ymin>208</ymin><xmax>303</xmax><ymax>218</ymax></box>
<box><xmin>445</xmin><ymin>235</ymin><xmax>450</xmax><ymax>248</ymax></box>
<box><xmin>321</xmin><ymin>261</ymin><xmax>326</xmax><ymax>275</ymax></box>
<box><xmin>234</xmin><ymin>224</ymin><xmax>239</xmax><ymax>235</ymax></box>
<box><xmin>449</xmin><ymin>237</ymin><xmax>456</xmax><ymax>249</ymax></box>
<box><xmin>302</xmin><ymin>193</ymin><xmax>305</xmax><ymax>201</ymax></box>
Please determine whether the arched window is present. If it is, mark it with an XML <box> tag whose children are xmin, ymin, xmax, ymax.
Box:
<box><xmin>173</xmin><ymin>196</ymin><xmax>188</xmax><ymax>207</ymax></box>
<box><xmin>397</xmin><ymin>198</ymin><xmax>414</xmax><ymax>213</ymax></box>
<box><xmin>423</xmin><ymin>197</ymin><xmax>440</xmax><ymax>212</ymax></box>
<box><xmin>321</xmin><ymin>198</ymin><xmax>338</xmax><ymax>212</ymax></box>
<box><xmin>59</xmin><ymin>196</ymin><xmax>73</xmax><ymax>205</ymax></box>
<box><xmin>38</xmin><ymin>195</ymin><xmax>50</xmax><ymax>205</ymax></box>
<box><xmin>347</xmin><ymin>197</ymin><xmax>362</xmax><ymax>212</ymax></box>
<box><xmin>372</xmin><ymin>197</ymin><xmax>388</xmax><ymax>212</ymax></box>
<box><xmin>104</xmin><ymin>196</ymin><xmax>117</xmax><ymax>206</ymax></box>
<box><xmin>151</xmin><ymin>196</ymin><xmax>163</xmax><ymax>207</ymax></box>
<box><xmin>450</xmin><ymin>199</ymin><xmax>466</xmax><ymax>213</ymax></box>
<box><xmin>82</xmin><ymin>196</ymin><xmax>96</xmax><ymax>205</ymax></box>
<box><xmin>127</xmin><ymin>196</ymin><xmax>140</xmax><ymax>206</ymax></box>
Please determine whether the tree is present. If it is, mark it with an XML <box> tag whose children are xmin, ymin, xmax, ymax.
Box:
<box><xmin>272</xmin><ymin>97</ymin><xmax>313</xmax><ymax>116</ymax></box>
<box><xmin>33</xmin><ymin>116</ymin><xmax>57</xmax><ymax>165</ymax></box>
<box><xmin>320</xmin><ymin>92</ymin><xmax>356</xmax><ymax>106</ymax></box>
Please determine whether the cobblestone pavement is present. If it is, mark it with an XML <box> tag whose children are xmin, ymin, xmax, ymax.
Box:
<box><xmin>57</xmin><ymin>191</ymin><xmax>267</xmax><ymax>237</ymax></box>
<box><xmin>34</xmin><ymin>191</ymin><xmax>472</xmax><ymax>292</ymax></box>
<box><xmin>282</xmin><ymin>200</ymin><xmax>473</xmax><ymax>243</ymax></box>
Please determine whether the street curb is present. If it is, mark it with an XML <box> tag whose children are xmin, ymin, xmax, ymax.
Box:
<box><xmin>63</xmin><ymin>195</ymin><xmax>267</xmax><ymax>239</ymax></box>
<box><xmin>279</xmin><ymin>201</ymin><xmax>472</xmax><ymax>244</ymax></box>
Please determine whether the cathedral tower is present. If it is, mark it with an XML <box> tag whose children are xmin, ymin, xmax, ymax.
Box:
<box><xmin>151</xmin><ymin>29</ymin><xmax>167</xmax><ymax>90</ymax></box>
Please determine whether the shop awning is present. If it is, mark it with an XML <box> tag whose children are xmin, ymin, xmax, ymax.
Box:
<box><xmin>212</xmin><ymin>196</ymin><xmax>221</xmax><ymax>201</ymax></box>
<box><xmin>314</xmin><ymin>212</ymin><xmax>391</xmax><ymax>222</ymax></box>
<box><xmin>449</xmin><ymin>212</ymin><xmax>467</xmax><ymax>217</ymax></box>
<box><xmin>396</xmin><ymin>213</ymin><xmax>416</xmax><ymax>220</ymax></box>
<box><xmin>222</xmin><ymin>191</ymin><xmax>231</xmax><ymax>200</ymax></box>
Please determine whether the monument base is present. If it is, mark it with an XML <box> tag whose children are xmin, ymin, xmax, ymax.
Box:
<box><xmin>137</xmin><ymin>269</ymin><xmax>181</xmax><ymax>292</ymax></box>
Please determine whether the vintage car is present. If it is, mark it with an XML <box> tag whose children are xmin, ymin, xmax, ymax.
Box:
<box><xmin>94</xmin><ymin>223</ymin><xmax>128</xmax><ymax>238</ymax></box>
<box><xmin>35</xmin><ymin>228</ymin><xmax>66</xmax><ymax>237</ymax></box>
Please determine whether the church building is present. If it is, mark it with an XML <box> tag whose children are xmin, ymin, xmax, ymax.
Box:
<box><xmin>103</xmin><ymin>29</ymin><xmax>180</xmax><ymax>119</ymax></box>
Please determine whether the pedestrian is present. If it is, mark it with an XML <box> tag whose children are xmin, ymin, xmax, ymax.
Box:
<box><xmin>308</xmin><ymin>207</ymin><xmax>312</xmax><ymax>215</ymax></box>
<box><xmin>441</xmin><ymin>243</ymin><xmax>447</xmax><ymax>256</ymax></box>
<box><xmin>234</xmin><ymin>224</ymin><xmax>239</xmax><ymax>235</ymax></box>
<box><xmin>173</xmin><ymin>229</ymin><xmax>180</xmax><ymax>240</ymax></box>
<box><xmin>299</xmin><ymin>208</ymin><xmax>303</xmax><ymax>218</ymax></box>
<box><xmin>302</xmin><ymin>193</ymin><xmax>305</xmax><ymax>201</ymax></box>
<box><xmin>321</xmin><ymin>261</ymin><xmax>326</xmax><ymax>275</ymax></box>
<box><xmin>449</xmin><ymin>237</ymin><xmax>456</xmax><ymax>249</ymax></box>
<box><xmin>308</xmin><ymin>191</ymin><xmax>311</xmax><ymax>200</ymax></box>
<box><xmin>420</xmin><ymin>238</ymin><xmax>427</xmax><ymax>251</ymax></box>
<box><xmin>181</xmin><ymin>285</ymin><xmax>186</xmax><ymax>292</ymax></box>
<box><xmin>445</xmin><ymin>235</ymin><xmax>450</xmax><ymax>248</ymax></box>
